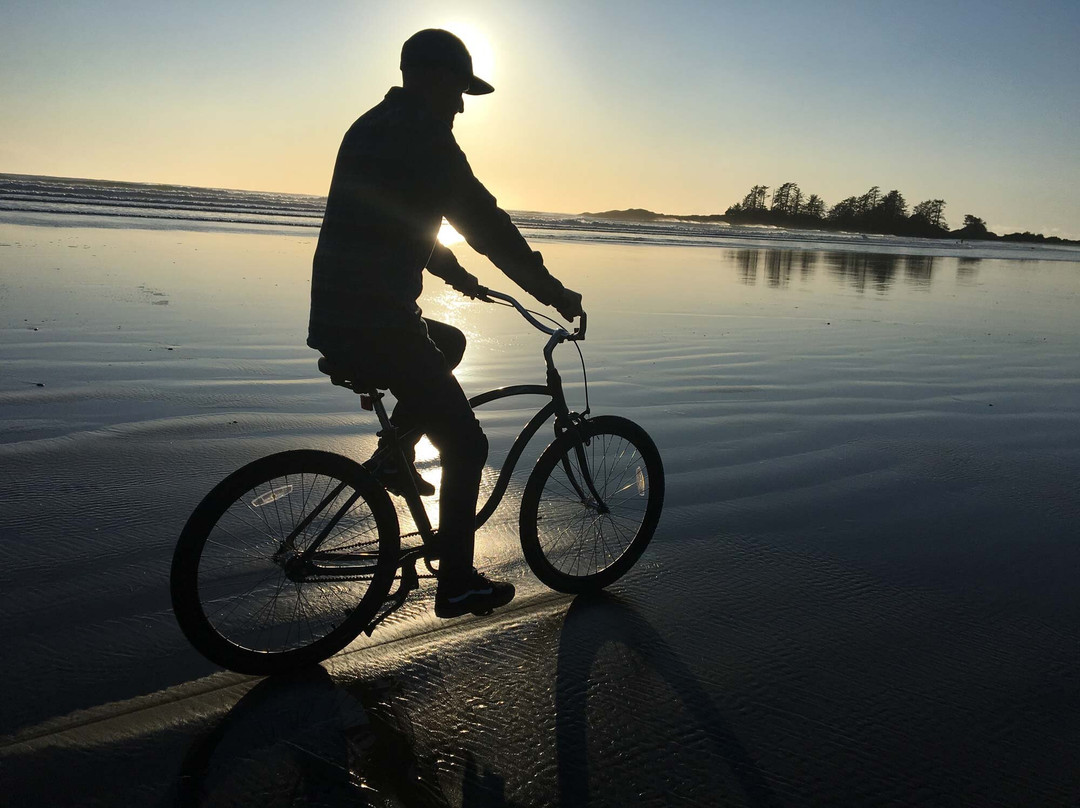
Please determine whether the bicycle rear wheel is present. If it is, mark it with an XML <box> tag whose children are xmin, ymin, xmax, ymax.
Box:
<box><xmin>171</xmin><ymin>450</ymin><xmax>400</xmax><ymax>674</ymax></box>
<box><xmin>520</xmin><ymin>416</ymin><xmax>664</xmax><ymax>593</ymax></box>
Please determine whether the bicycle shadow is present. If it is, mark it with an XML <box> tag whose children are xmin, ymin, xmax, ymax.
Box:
<box><xmin>168</xmin><ymin>594</ymin><xmax>780</xmax><ymax>807</ymax></box>
<box><xmin>169</xmin><ymin>668</ymin><xmax>374</xmax><ymax>806</ymax></box>
<box><xmin>554</xmin><ymin>593</ymin><xmax>782</xmax><ymax>808</ymax></box>
<box><xmin>168</xmin><ymin>666</ymin><xmax>510</xmax><ymax>808</ymax></box>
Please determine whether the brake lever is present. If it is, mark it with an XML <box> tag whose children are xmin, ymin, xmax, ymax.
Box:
<box><xmin>571</xmin><ymin>311</ymin><xmax>588</xmax><ymax>340</ymax></box>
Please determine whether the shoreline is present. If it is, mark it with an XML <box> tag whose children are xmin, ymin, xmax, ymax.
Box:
<box><xmin>5</xmin><ymin>208</ymin><xmax>1080</xmax><ymax>264</ymax></box>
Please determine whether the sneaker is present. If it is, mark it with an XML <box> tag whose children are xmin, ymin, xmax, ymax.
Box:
<box><xmin>435</xmin><ymin>570</ymin><xmax>515</xmax><ymax>618</ymax></box>
<box><xmin>369</xmin><ymin>457</ymin><xmax>436</xmax><ymax>498</ymax></box>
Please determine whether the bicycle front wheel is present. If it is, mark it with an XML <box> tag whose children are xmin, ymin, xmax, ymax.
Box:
<box><xmin>520</xmin><ymin>416</ymin><xmax>664</xmax><ymax>593</ymax></box>
<box><xmin>171</xmin><ymin>450</ymin><xmax>400</xmax><ymax>675</ymax></box>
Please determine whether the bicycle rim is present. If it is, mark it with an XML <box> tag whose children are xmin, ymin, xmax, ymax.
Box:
<box><xmin>521</xmin><ymin>416</ymin><xmax>664</xmax><ymax>592</ymax></box>
<box><xmin>173</xmin><ymin>451</ymin><xmax>399</xmax><ymax>673</ymax></box>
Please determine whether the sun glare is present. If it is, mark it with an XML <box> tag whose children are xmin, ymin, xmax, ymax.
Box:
<box><xmin>438</xmin><ymin>218</ymin><xmax>465</xmax><ymax>246</ymax></box>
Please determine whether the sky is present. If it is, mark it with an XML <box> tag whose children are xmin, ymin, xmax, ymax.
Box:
<box><xmin>2</xmin><ymin>0</ymin><xmax>1078</xmax><ymax>237</ymax></box>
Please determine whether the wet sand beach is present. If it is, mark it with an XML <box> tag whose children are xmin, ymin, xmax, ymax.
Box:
<box><xmin>3</xmin><ymin>213</ymin><xmax>1080</xmax><ymax>805</ymax></box>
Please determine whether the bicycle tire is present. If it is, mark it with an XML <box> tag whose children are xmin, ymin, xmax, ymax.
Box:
<box><xmin>171</xmin><ymin>450</ymin><xmax>400</xmax><ymax>674</ymax></box>
<box><xmin>519</xmin><ymin>416</ymin><xmax>664</xmax><ymax>593</ymax></box>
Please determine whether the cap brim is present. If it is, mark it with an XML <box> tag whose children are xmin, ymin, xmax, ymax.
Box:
<box><xmin>465</xmin><ymin>76</ymin><xmax>494</xmax><ymax>95</ymax></box>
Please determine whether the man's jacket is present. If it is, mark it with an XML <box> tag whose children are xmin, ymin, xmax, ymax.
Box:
<box><xmin>308</xmin><ymin>86</ymin><xmax>566</xmax><ymax>347</ymax></box>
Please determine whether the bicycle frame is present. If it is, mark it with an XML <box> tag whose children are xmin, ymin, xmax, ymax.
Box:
<box><xmin>295</xmin><ymin>290</ymin><xmax>606</xmax><ymax>581</ymax></box>
<box><xmin>364</xmin><ymin>386</ymin><xmax>561</xmax><ymax>548</ymax></box>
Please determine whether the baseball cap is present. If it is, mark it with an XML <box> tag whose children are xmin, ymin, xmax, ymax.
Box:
<box><xmin>400</xmin><ymin>29</ymin><xmax>494</xmax><ymax>95</ymax></box>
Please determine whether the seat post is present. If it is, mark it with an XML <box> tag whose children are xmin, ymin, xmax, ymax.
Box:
<box><xmin>362</xmin><ymin>388</ymin><xmax>394</xmax><ymax>434</ymax></box>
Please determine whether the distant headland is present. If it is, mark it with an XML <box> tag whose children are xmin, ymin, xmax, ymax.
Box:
<box><xmin>584</xmin><ymin>183</ymin><xmax>1078</xmax><ymax>246</ymax></box>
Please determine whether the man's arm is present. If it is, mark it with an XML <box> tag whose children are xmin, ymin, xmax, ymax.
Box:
<box><xmin>427</xmin><ymin>241</ymin><xmax>484</xmax><ymax>296</ymax></box>
<box><xmin>436</xmin><ymin>141</ymin><xmax>581</xmax><ymax>318</ymax></box>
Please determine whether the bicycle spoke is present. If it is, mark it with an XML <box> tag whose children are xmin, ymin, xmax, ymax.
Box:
<box><xmin>526</xmin><ymin>420</ymin><xmax>661</xmax><ymax>584</ymax></box>
<box><xmin>193</xmin><ymin>470</ymin><xmax>385</xmax><ymax>654</ymax></box>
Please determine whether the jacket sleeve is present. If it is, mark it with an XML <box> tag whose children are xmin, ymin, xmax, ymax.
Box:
<box><xmin>426</xmin><ymin>241</ymin><xmax>480</xmax><ymax>293</ymax></box>
<box><xmin>437</xmin><ymin>139</ymin><xmax>567</xmax><ymax>307</ymax></box>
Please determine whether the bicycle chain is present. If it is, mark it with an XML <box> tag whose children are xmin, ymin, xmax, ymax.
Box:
<box><xmin>303</xmin><ymin>530</ymin><xmax>434</xmax><ymax>582</ymax></box>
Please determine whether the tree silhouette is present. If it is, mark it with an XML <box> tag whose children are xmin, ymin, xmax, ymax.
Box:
<box><xmin>877</xmin><ymin>190</ymin><xmax>908</xmax><ymax>220</ymax></box>
<box><xmin>771</xmin><ymin>182</ymin><xmax>802</xmax><ymax>216</ymax></box>
<box><xmin>912</xmin><ymin>199</ymin><xmax>947</xmax><ymax>230</ymax></box>
<box><xmin>770</xmin><ymin>183</ymin><xmax>788</xmax><ymax>214</ymax></box>
<box><xmin>713</xmin><ymin>181</ymin><xmax>1073</xmax><ymax>244</ymax></box>
<box><xmin>804</xmin><ymin>194</ymin><xmax>826</xmax><ymax>219</ymax></box>
<box><xmin>956</xmin><ymin>214</ymin><xmax>990</xmax><ymax>238</ymax></box>
<box><xmin>790</xmin><ymin>186</ymin><xmax>804</xmax><ymax>216</ymax></box>
<box><xmin>741</xmin><ymin>185</ymin><xmax>769</xmax><ymax>211</ymax></box>
<box><xmin>828</xmin><ymin>196</ymin><xmax>860</xmax><ymax>223</ymax></box>
<box><xmin>857</xmin><ymin>186</ymin><xmax>881</xmax><ymax>215</ymax></box>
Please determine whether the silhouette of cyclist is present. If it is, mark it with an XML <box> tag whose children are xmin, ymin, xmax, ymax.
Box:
<box><xmin>308</xmin><ymin>29</ymin><xmax>583</xmax><ymax>618</ymax></box>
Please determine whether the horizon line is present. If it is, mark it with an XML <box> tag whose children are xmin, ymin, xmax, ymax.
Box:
<box><xmin>2</xmin><ymin>171</ymin><xmax>1077</xmax><ymax>241</ymax></box>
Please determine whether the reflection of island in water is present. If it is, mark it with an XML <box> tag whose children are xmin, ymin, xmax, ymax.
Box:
<box><xmin>737</xmin><ymin>249</ymin><xmax>817</xmax><ymax>288</ymax></box>
<box><xmin>736</xmin><ymin>248</ymin><xmax>981</xmax><ymax>293</ymax></box>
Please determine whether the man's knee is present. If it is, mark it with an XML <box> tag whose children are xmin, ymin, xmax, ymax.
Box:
<box><xmin>426</xmin><ymin>320</ymin><xmax>467</xmax><ymax>369</ymax></box>
<box><xmin>427</xmin><ymin>411</ymin><xmax>487</xmax><ymax>469</ymax></box>
<box><xmin>459</xmin><ymin>421</ymin><xmax>488</xmax><ymax>469</ymax></box>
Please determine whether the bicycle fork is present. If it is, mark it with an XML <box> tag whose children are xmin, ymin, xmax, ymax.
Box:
<box><xmin>545</xmin><ymin>344</ymin><xmax>608</xmax><ymax>514</ymax></box>
<box><xmin>557</xmin><ymin>421</ymin><xmax>610</xmax><ymax>514</ymax></box>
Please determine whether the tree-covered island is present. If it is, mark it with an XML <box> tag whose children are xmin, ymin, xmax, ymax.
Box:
<box><xmin>584</xmin><ymin>183</ymin><xmax>1078</xmax><ymax>245</ymax></box>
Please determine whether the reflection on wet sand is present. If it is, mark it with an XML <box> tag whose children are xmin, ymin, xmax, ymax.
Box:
<box><xmin>736</xmin><ymin>248</ymin><xmax>985</xmax><ymax>294</ymax></box>
<box><xmin>737</xmin><ymin>248</ymin><xmax>759</xmax><ymax>285</ymax></box>
<box><xmin>825</xmin><ymin>251</ymin><xmax>909</xmax><ymax>293</ymax></box>
<box><xmin>738</xmin><ymin>248</ymin><xmax>818</xmax><ymax>288</ymax></box>
<box><xmin>957</xmin><ymin>256</ymin><xmax>981</xmax><ymax>283</ymax></box>
<box><xmin>3</xmin><ymin>220</ymin><xmax>1076</xmax><ymax>806</ymax></box>
<box><xmin>765</xmin><ymin>250</ymin><xmax>791</xmax><ymax>288</ymax></box>
<box><xmin>904</xmin><ymin>255</ymin><xmax>935</xmax><ymax>288</ymax></box>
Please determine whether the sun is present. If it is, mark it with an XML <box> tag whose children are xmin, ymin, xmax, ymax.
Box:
<box><xmin>438</xmin><ymin>218</ymin><xmax>465</xmax><ymax>246</ymax></box>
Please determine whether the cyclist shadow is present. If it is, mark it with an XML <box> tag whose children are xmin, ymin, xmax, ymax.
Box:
<box><xmin>169</xmin><ymin>666</ymin><xmax>507</xmax><ymax>807</ymax></box>
<box><xmin>170</xmin><ymin>596</ymin><xmax>778</xmax><ymax>807</ymax></box>
<box><xmin>170</xmin><ymin>668</ymin><xmax>372</xmax><ymax>806</ymax></box>
<box><xmin>555</xmin><ymin>593</ymin><xmax>782</xmax><ymax>808</ymax></box>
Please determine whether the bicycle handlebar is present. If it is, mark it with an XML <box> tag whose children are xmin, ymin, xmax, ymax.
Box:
<box><xmin>480</xmin><ymin>289</ymin><xmax>587</xmax><ymax>341</ymax></box>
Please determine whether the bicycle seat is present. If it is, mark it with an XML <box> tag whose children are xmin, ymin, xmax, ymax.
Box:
<box><xmin>317</xmin><ymin>356</ymin><xmax>381</xmax><ymax>394</ymax></box>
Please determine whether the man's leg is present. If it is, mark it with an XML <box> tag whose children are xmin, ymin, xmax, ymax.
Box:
<box><xmin>383</xmin><ymin>330</ymin><xmax>513</xmax><ymax>615</ymax></box>
<box><xmin>387</xmin><ymin>337</ymin><xmax>483</xmax><ymax>565</ymax></box>
<box><xmin>373</xmin><ymin>320</ymin><xmax>466</xmax><ymax>496</ymax></box>
<box><xmin>422</xmin><ymin>319</ymin><xmax>466</xmax><ymax>368</ymax></box>
<box><xmin>425</xmin><ymin>389</ymin><xmax>513</xmax><ymax>617</ymax></box>
<box><xmin>385</xmin><ymin>319</ymin><xmax>466</xmax><ymax>443</ymax></box>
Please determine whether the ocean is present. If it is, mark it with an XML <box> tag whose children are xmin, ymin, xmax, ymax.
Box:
<box><xmin>2</xmin><ymin>174</ymin><xmax>1080</xmax><ymax>805</ymax></box>
<box><xmin>5</xmin><ymin>172</ymin><xmax>1078</xmax><ymax>258</ymax></box>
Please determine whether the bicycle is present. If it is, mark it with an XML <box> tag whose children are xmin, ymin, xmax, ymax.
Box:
<box><xmin>170</xmin><ymin>290</ymin><xmax>665</xmax><ymax>675</ymax></box>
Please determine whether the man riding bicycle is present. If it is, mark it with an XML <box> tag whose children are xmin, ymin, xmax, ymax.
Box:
<box><xmin>307</xmin><ymin>29</ymin><xmax>583</xmax><ymax>618</ymax></box>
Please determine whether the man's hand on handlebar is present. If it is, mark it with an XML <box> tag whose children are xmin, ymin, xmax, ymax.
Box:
<box><xmin>556</xmin><ymin>287</ymin><xmax>583</xmax><ymax>321</ymax></box>
<box><xmin>458</xmin><ymin>277</ymin><xmax>491</xmax><ymax>301</ymax></box>
<box><xmin>463</xmin><ymin>280</ymin><xmax>581</xmax><ymax>324</ymax></box>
